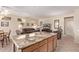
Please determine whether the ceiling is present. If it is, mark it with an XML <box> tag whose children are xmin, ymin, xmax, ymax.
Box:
<box><xmin>1</xmin><ymin>6</ymin><xmax>79</xmax><ymax>17</ymax></box>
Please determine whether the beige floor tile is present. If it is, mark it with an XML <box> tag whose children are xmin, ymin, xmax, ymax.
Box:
<box><xmin>55</xmin><ymin>36</ymin><xmax>79</xmax><ymax>52</ymax></box>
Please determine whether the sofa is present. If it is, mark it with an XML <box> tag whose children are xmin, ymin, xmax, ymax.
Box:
<box><xmin>22</xmin><ymin>28</ymin><xmax>40</xmax><ymax>34</ymax></box>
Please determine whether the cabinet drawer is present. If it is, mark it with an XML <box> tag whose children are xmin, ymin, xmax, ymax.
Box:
<box><xmin>23</xmin><ymin>43</ymin><xmax>38</xmax><ymax>52</ymax></box>
<box><xmin>38</xmin><ymin>39</ymin><xmax>47</xmax><ymax>47</ymax></box>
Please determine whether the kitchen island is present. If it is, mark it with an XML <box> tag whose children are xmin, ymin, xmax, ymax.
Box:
<box><xmin>11</xmin><ymin>32</ymin><xmax>57</xmax><ymax>52</ymax></box>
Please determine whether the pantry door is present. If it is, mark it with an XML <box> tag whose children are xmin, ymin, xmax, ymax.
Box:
<box><xmin>64</xmin><ymin>16</ymin><xmax>74</xmax><ymax>37</ymax></box>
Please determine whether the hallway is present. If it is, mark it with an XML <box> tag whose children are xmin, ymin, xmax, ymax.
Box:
<box><xmin>55</xmin><ymin>36</ymin><xmax>79</xmax><ymax>52</ymax></box>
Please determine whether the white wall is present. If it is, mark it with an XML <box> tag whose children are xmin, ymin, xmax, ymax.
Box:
<box><xmin>73</xmin><ymin>9</ymin><xmax>79</xmax><ymax>43</ymax></box>
<box><xmin>0</xmin><ymin>14</ymin><xmax>22</xmax><ymax>36</ymax></box>
<box><xmin>39</xmin><ymin>17</ymin><xmax>54</xmax><ymax>30</ymax></box>
<box><xmin>52</xmin><ymin>13</ymin><xmax>75</xmax><ymax>36</ymax></box>
<box><xmin>38</xmin><ymin>16</ymin><xmax>64</xmax><ymax>36</ymax></box>
<box><xmin>0</xmin><ymin>15</ymin><xmax>41</xmax><ymax>36</ymax></box>
<box><xmin>52</xmin><ymin>11</ymin><xmax>79</xmax><ymax>43</ymax></box>
<box><xmin>1</xmin><ymin>9</ymin><xmax>79</xmax><ymax>43</ymax></box>
<box><xmin>23</xmin><ymin>17</ymin><xmax>39</xmax><ymax>28</ymax></box>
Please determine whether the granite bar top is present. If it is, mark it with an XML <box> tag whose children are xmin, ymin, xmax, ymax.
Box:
<box><xmin>11</xmin><ymin>32</ymin><xmax>57</xmax><ymax>49</ymax></box>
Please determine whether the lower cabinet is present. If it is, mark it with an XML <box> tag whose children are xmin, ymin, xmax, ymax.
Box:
<box><xmin>39</xmin><ymin>44</ymin><xmax>47</xmax><ymax>52</ymax></box>
<box><xmin>22</xmin><ymin>35</ymin><xmax>57</xmax><ymax>52</ymax></box>
<box><xmin>33</xmin><ymin>49</ymin><xmax>39</xmax><ymax>52</ymax></box>
<box><xmin>23</xmin><ymin>43</ymin><xmax>38</xmax><ymax>52</ymax></box>
<box><xmin>38</xmin><ymin>39</ymin><xmax>47</xmax><ymax>52</ymax></box>
<box><xmin>47</xmin><ymin>37</ymin><xmax>54</xmax><ymax>52</ymax></box>
<box><xmin>53</xmin><ymin>35</ymin><xmax>57</xmax><ymax>50</ymax></box>
<box><xmin>32</xmin><ymin>44</ymin><xmax>47</xmax><ymax>52</ymax></box>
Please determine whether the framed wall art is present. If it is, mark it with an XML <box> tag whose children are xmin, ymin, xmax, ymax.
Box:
<box><xmin>54</xmin><ymin>19</ymin><xmax>59</xmax><ymax>29</ymax></box>
<box><xmin>1</xmin><ymin>22</ymin><xmax>9</xmax><ymax>27</ymax></box>
<box><xmin>2</xmin><ymin>16</ymin><xmax>11</xmax><ymax>20</ymax></box>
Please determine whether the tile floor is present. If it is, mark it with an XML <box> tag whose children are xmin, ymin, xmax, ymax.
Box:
<box><xmin>0</xmin><ymin>40</ymin><xmax>13</xmax><ymax>52</ymax></box>
<box><xmin>0</xmin><ymin>36</ymin><xmax>79</xmax><ymax>52</ymax></box>
<box><xmin>55</xmin><ymin>36</ymin><xmax>79</xmax><ymax>52</ymax></box>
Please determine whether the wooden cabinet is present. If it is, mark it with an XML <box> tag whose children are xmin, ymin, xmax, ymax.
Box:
<box><xmin>23</xmin><ymin>43</ymin><xmax>38</xmax><ymax>52</ymax></box>
<box><xmin>39</xmin><ymin>39</ymin><xmax>47</xmax><ymax>52</ymax></box>
<box><xmin>23</xmin><ymin>39</ymin><xmax>47</xmax><ymax>52</ymax></box>
<box><xmin>38</xmin><ymin>39</ymin><xmax>47</xmax><ymax>47</ymax></box>
<box><xmin>33</xmin><ymin>49</ymin><xmax>39</xmax><ymax>52</ymax></box>
<box><xmin>39</xmin><ymin>44</ymin><xmax>47</xmax><ymax>52</ymax></box>
<box><xmin>47</xmin><ymin>37</ymin><xmax>54</xmax><ymax>52</ymax></box>
<box><xmin>22</xmin><ymin>35</ymin><xmax>57</xmax><ymax>52</ymax></box>
<box><xmin>53</xmin><ymin>35</ymin><xmax>57</xmax><ymax>50</ymax></box>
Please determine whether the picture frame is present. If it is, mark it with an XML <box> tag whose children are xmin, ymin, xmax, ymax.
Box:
<box><xmin>2</xmin><ymin>16</ymin><xmax>11</xmax><ymax>20</ymax></box>
<box><xmin>54</xmin><ymin>19</ymin><xmax>59</xmax><ymax>29</ymax></box>
<box><xmin>1</xmin><ymin>22</ymin><xmax>9</xmax><ymax>27</ymax></box>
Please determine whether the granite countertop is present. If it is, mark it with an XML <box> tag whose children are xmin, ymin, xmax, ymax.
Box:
<box><xmin>11</xmin><ymin>32</ymin><xmax>57</xmax><ymax>49</ymax></box>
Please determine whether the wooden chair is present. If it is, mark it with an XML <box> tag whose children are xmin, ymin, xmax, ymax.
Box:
<box><xmin>4</xmin><ymin>30</ymin><xmax>11</xmax><ymax>45</ymax></box>
<box><xmin>0</xmin><ymin>33</ymin><xmax>4</xmax><ymax>48</ymax></box>
<box><xmin>7</xmin><ymin>30</ymin><xmax>11</xmax><ymax>42</ymax></box>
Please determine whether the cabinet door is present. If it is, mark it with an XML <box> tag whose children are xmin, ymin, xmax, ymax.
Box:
<box><xmin>53</xmin><ymin>35</ymin><xmax>57</xmax><ymax>50</ymax></box>
<box><xmin>33</xmin><ymin>49</ymin><xmax>39</xmax><ymax>52</ymax></box>
<box><xmin>39</xmin><ymin>44</ymin><xmax>47</xmax><ymax>52</ymax></box>
<box><xmin>23</xmin><ymin>43</ymin><xmax>38</xmax><ymax>52</ymax></box>
<box><xmin>38</xmin><ymin>39</ymin><xmax>47</xmax><ymax>52</ymax></box>
<box><xmin>47</xmin><ymin>37</ymin><xmax>54</xmax><ymax>52</ymax></box>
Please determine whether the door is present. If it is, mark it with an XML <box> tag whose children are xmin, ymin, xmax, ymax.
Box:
<box><xmin>64</xmin><ymin>16</ymin><xmax>74</xmax><ymax>37</ymax></box>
